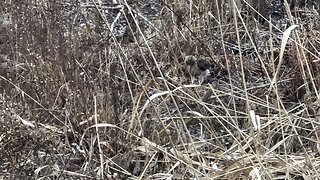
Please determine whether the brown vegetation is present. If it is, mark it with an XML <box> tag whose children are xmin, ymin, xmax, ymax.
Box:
<box><xmin>0</xmin><ymin>0</ymin><xmax>319</xmax><ymax>179</ymax></box>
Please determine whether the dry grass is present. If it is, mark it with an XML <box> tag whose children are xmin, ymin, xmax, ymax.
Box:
<box><xmin>0</xmin><ymin>0</ymin><xmax>319</xmax><ymax>179</ymax></box>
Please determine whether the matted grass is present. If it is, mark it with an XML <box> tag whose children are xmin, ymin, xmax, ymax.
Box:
<box><xmin>0</xmin><ymin>0</ymin><xmax>319</xmax><ymax>179</ymax></box>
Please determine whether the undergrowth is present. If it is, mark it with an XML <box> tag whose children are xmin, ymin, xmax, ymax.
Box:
<box><xmin>0</xmin><ymin>0</ymin><xmax>319</xmax><ymax>179</ymax></box>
